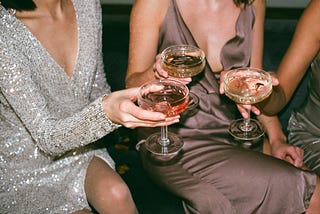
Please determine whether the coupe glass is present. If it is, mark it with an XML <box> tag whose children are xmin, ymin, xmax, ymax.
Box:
<box><xmin>160</xmin><ymin>45</ymin><xmax>205</xmax><ymax>110</ymax></box>
<box><xmin>138</xmin><ymin>79</ymin><xmax>189</xmax><ymax>155</ymax></box>
<box><xmin>223</xmin><ymin>67</ymin><xmax>272</xmax><ymax>141</ymax></box>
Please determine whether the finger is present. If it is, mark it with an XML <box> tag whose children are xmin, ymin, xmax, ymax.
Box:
<box><xmin>124</xmin><ymin>117</ymin><xmax>180</xmax><ymax>129</ymax></box>
<box><xmin>269</xmin><ymin>72</ymin><xmax>279</xmax><ymax>86</ymax></box>
<box><xmin>237</xmin><ymin>104</ymin><xmax>249</xmax><ymax>119</ymax></box>
<box><xmin>251</xmin><ymin>106</ymin><xmax>261</xmax><ymax>115</ymax></box>
<box><xmin>168</xmin><ymin>77</ymin><xmax>191</xmax><ymax>85</ymax></box>
<box><xmin>157</xmin><ymin>69</ymin><xmax>169</xmax><ymax>78</ymax></box>
<box><xmin>155</xmin><ymin>62</ymin><xmax>169</xmax><ymax>78</ymax></box>
<box><xmin>133</xmin><ymin>107</ymin><xmax>168</xmax><ymax>121</ymax></box>
<box><xmin>297</xmin><ymin>147</ymin><xmax>304</xmax><ymax>157</ymax></box>
<box><xmin>219</xmin><ymin>72</ymin><xmax>226</xmax><ymax>94</ymax></box>
<box><xmin>286</xmin><ymin>149</ymin><xmax>303</xmax><ymax>167</ymax></box>
<box><xmin>285</xmin><ymin>155</ymin><xmax>295</xmax><ymax>165</ymax></box>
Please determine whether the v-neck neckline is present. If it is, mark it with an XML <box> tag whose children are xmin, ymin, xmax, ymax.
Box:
<box><xmin>13</xmin><ymin>0</ymin><xmax>80</xmax><ymax>81</ymax></box>
<box><xmin>173</xmin><ymin>0</ymin><xmax>244</xmax><ymax>72</ymax></box>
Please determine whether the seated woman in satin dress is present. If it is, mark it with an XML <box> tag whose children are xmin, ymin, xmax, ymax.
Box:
<box><xmin>0</xmin><ymin>0</ymin><xmax>179</xmax><ymax>213</ymax></box>
<box><xmin>254</xmin><ymin>0</ymin><xmax>320</xmax><ymax>177</ymax></box>
<box><xmin>125</xmin><ymin>0</ymin><xmax>320</xmax><ymax>213</ymax></box>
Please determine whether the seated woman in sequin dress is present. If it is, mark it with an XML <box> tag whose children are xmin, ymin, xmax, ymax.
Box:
<box><xmin>251</xmin><ymin>0</ymin><xmax>320</xmax><ymax>176</ymax></box>
<box><xmin>125</xmin><ymin>0</ymin><xmax>320</xmax><ymax>213</ymax></box>
<box><xmin>0</xmin><ymin>0</ymin><xmax>179</xmax><ymax>213</ymax></box>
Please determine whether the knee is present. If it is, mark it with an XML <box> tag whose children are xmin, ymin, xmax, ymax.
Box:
<box><xmin>91</xmin><ymin>180</ymin><xmax>136</xmax><ymax>214</ymax></box>
<box><xmin>108</xmin><ymin>180</ymin><xmax>133</xmax><ymax>203</ymax></box>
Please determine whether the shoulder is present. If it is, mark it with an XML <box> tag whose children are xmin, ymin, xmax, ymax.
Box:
<box><xmin>296</xmin><ymin>0</ymin><xmax>320</xmax><ymax>41</ymax></box>
<box><xmin>73</xmin><ymin>0</ymin><xmax>101</xmax><ymax>16</ymax></box>
<box><xmin>252</xmin><ymin>0</ymin><xmax>266</xmax><ymax>13</ymax></box>
<box><xmin>131</xmin><ymin>0</ymin><xmax>170</xmax><ymax>25</ymax></box>
<box><xmin>0</xmin><ymin>10</ymin><xmax>19</xmax><ymax>51</ymax></box>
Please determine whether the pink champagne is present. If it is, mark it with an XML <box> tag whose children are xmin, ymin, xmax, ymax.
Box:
<box><xmin>139</xmin><ymin>85</ymin><xmax>189</xmax><ymax>117</ymax></box>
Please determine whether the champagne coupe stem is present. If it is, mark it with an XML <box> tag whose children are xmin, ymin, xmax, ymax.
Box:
<box><xmin>159</xmin><ymin>125</ymin><xmax>170</xmax><ymax>154</ymax></box>
<box><xmin>243</xmin><ymin>108</ymin><xmax>252</xmax><ymax>135</ymax></box>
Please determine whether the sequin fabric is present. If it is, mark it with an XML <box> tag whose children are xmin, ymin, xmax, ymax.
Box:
<box><xmin>0</xmin><ymin>0</ymin><xmax>120</xmax><ymax>212</ymax></box>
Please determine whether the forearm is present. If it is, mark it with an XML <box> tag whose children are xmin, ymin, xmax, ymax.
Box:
<box><xmin>256</xmin><ymin>85</ymin><xmax>288</xmax><ymax>116</ymax></box>
<box><xmin>257</xmin><ymin>114</ymin><xmax>287</xmax><ymax>145</ymax></box>
<box><xmin>125</xmin><ymin>67</ymin><xmax>156</xmax><ymax>88</ymax></box>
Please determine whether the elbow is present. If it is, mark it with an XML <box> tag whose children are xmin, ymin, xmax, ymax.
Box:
<box><xmin>35</xmin><ymin>135</ymin><xmax>70</xmax><ymax>157</ymax></box>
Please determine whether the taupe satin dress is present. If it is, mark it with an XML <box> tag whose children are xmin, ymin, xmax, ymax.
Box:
<box><xmin>137</xmin><ymin>1</ymin><xmax>317</xmax><ymax>214</ymax></box>
<box><xmin>288</xmin><ymin>58</ymin><xmax>320</xmax><ymax>175</ymax></box>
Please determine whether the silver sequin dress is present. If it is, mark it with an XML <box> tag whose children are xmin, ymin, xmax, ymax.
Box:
<box><xmin>0</xmin><ymin>0</ymin><xmax>120</xmax><ymax>212</ymax></box>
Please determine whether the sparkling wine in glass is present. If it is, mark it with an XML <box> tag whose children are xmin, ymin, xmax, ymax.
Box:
<box><xmin>161</xmin><ymin>45</ymin><xmax>205</xmax><ymax>111</ymax></box>
<box><xmin>224</xmin><ymin>67</ymin><xmax>272</xmax><ymax>141</ymax></box>
<box><xmin>138</xmin><ymin>79</ymin><xmax>189</xmax><ymax>155</ymax></box>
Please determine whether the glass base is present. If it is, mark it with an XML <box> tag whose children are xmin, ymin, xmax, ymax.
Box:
<box><xmin>188</xmin><ymin>92</ymin><xmax>199</xmax><ymax>110</ymax></box>
<box><xmin>145</xmin><ymin>132</ymin><xmax>184</xmax><ymax>155</ymax></box>
<box><xmin>228</xmin><ymin>118</ymin><xmax>264</xmax><ymax>141</ymax></box>
<box><xmin>182</xmin><ymin>92</ymin><xmax>199</xmax><ymax>116</ymax></box>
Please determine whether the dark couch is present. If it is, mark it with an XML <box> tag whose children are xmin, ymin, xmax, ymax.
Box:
<box><xmin>101</xmin><ymin>7</ymin><xmax>310</xmax><ymax>214</ymax></box>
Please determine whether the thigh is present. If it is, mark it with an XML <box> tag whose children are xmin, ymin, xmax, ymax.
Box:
<box><xmin>140</xmin><ymin>139</ymin><xmax>317</xmax><ymax>214</ymax></box>
<box><xmin>84</xmin><ymin>157</ymin><xmax>126</xmax><ymax>206</ymax></box>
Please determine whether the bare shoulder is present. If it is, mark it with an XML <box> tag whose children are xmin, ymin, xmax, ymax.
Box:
<box><xmin>131</xmin><ymin>0</ymin><xmax>170</xmax><ymax>20</ymax></box>
<box><xmin>252</xmin><ymin>0</ymin><xmax>266</xmax><ymax>12</ymax></box>
<box><xmin>297</xmin><ymin>0</ymin><xmax>320</xmax><ymax>40</ymax></box>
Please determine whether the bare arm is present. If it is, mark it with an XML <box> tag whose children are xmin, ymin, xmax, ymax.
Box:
<box><xmin>249</xmin><ymin>0</ymin><xmax>304</xmax><ymax>166</ymax></box>
<box><xmin>259</xmin><ymin>0</ymin><xmax>320</xmax><ymax>115</ymax></box>
<box><xmin>125</xmin><ymin>0</ymin><xmax>170</xmax><ymax>88</ymax></box>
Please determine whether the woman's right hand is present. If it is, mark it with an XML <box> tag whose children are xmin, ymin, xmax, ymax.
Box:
<box><xmin>102</xmin><ymin>87</ymin><xmax>180</xmax><ymax>129</ymax></box>
<box><xmin>153</xmin><ymin>54</ymin><xmax>192</xmax><ymax>85</ymax></box>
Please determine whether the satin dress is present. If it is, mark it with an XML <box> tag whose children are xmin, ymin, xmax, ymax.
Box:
<box><xmin>288</xmin><ymin>57</ymin><xmax>320</xmax><ymax>175</ymax></box>
<box><xmin>137</xmin><ymin>1</ymin><xmax>317</xmax><ymax>213</ymax></box>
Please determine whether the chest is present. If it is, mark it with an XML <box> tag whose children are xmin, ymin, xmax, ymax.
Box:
<box><xmin>177</xmin><ymin>2</ymin><xmax>241</xmax><ymax>71</ymax></box>
<box><xmin>18</xmin><ymin>7</ymin><xmax>78</xmax><ymax>77</ymax></box>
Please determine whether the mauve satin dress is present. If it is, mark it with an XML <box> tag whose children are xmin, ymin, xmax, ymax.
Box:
<box><xmin>136</xmin><ymin>1</ymin><xmax>317</xmax><ymax>213</ymax></box>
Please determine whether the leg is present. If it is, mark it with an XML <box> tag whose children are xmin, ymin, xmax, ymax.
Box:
<box><xmin>141</xmin><ymin>138</ymin><xmax>317</xmax><ymax>214</ymax></box>
<box><xmin>306</xmin><ymin>176</ymin><xmax>320</xmax><ymax>214</ymax></box>
<box><xmin>84</xmin><ymin>156</ymin><xmax>138</xmax><ymax>214</ymax></box>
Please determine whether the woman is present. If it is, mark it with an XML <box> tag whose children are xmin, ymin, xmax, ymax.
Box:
<box><xmin>255</xmin><ymin>0</ymin><xmax>320</xmax><ymax>176</ymax></box>
<box><xmin>0</xmin><ymin>0</ymin><xmax>179</xmax><ymax>213</ymax></box>
<box><xmin>126</xmin><ymin>0</ymin><xmax>320</xmax><ymax>213</ymax></box>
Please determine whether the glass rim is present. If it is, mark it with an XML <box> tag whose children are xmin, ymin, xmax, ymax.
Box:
<box><xmin>160</xmin><ymin>44</ymin><xmax>206</xmax><ymax>67</ymax></box>
<box><xmin>224</xmin><ymin>67</ymin><xmax>272</xmax><ymax>85</ymax></box>
<box><xmin>138</xmin><ymin>79</ymin><xmax>190</xmax><ymax>105</ymax></box>
<box><xmin>223</xmin><ymin>67</ymin><xmax>273</xmax><ymax>102</ymax></box>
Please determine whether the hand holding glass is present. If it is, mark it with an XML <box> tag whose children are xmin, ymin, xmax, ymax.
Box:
<box><xmin>223</xmin><ymin>67</ymin><xmax>272</xmax><ymax>141</ymax></box>
<box><xmin>138</xmin><ymin>79</ymin><xmax>189</xmax><ymax>155</ymax></box>
<box><xmin>160</xmin><ymin>45</ymin><xmax>205</xmax><ymax>110</ymax></box>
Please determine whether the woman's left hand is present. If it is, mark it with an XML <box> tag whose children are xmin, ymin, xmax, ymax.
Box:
<box><xmin>270</xmin><ymin>141</ymin><xmax>304</xmax><ymax>168</ymax></box>
<box><xmin>219</xmin><ymin>70</ymin><xmax>279</xmax><ymax>118</ymax></box>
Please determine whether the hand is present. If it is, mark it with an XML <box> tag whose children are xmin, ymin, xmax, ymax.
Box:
<box><xmin>219</xmin><ymin>70</ymin><xmax>280</xmax><ymax>118</ymax></box>
<box><xmin>270</xmin><ymin>141</ymin><xmax>304</xmax><ymax>168</ymax></box>
<box><xmin>153</xmin><ymin>54</ymin><xmax>192</xmax><ymax>85</ymax></box>
<box><xmin>102</xmin><ymin>87</ymin><xmax>180</xmax><ymax>129</ymax></box>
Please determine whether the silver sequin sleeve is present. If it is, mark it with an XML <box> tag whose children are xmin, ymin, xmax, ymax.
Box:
<box><xmin>0</xmin><ymin>1</ymin><xmax>120</xmax><ymax>158</ymax></box>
